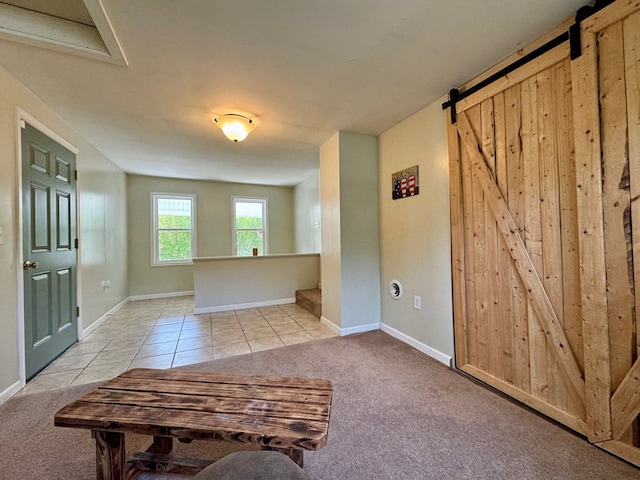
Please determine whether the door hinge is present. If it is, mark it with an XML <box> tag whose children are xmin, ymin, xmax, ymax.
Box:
<box><xmin>74</xmin><ymin>238</ymin><xmax>79</xmax><ymax>249</ymax></box>
<box><xmin>20</xmin><ymin>120</ymin><xmax>26</xmax><ymax>129</ymax></box>
<box><xmin>76</xmin><ymin>306</ymin><xmax>80</xmax><ymax>317</ymax></box>
<box><xmin>74</xmin><ymin>170</ymin><xmax>78</xmax><ymax>181</ymax></box>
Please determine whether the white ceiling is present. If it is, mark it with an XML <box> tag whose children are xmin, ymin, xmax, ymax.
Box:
<box><xmin>0</xmin><ymin>0</ymin><xmax>587</xmax><ymax>186</ymax></box>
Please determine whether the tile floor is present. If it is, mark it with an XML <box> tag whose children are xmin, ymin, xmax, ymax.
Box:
<box><xmin>20</xmin><ymin>296</ymin><xmax>336</xmax><ymax>395</ymax></box>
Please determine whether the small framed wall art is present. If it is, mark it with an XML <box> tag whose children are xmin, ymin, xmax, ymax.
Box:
<box><xmin>392</xmin><ymin>165</ymin><xmax>419</xmax><ymax>200</ymax></box>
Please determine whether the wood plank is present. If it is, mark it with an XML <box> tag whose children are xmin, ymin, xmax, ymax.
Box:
<box><xmin>521</xmin><ymin>74</ymin><xmax>549</xmax><ymax>402</ymax></box>
<box><xmin>555</xmin><ymin>59</ymin><xmax>586</xmax><ymax>422</ymax></box>
<box><xmin>94</xmin><ymin>431</ymin><xmax>126</xmax><ymax>480</ymax></box>
<box><xmin>460</xmin><ymin>364</ymin><xmax>588</xmax><ymax>435</ymax></box>
<box><xmin>469</xmin><ymin>105</ymin><xmax>489</xmax><ymax>372</ymax></box>
<box><xmin>538</xmin><ymin>66</ymin><xmax>567</xmax><ymax>412</ymax></box>
<box><xmin>504</xmin><ymin>84</ymin><xmax>531</xmax><ymax>393</ymax></box>
<box><xmin>117</xmin><ymin>369</ymin><xmax>333</xmax><ymax>391</ymax></box>
<box><xmin>582</xmin><ymin>0</ymin><xmax>640</xmax><ymax>33</ymax></box>
<box><xmin>481</xmin><ymin>99</ymin><xmax>503</xmax><ymax>380</ymax></box>
<box><xmin>599</xmin><ymin>20</ymin><xmax>635</xmax><ymax>426</ymax></box>
<box><xmin>447</xmin><ymin>117</ymin><xmax>468</xmax><ymax>366</ymax></box>
<box><xmin>57</xmin><ymin>402</ymin><xmax>329</xmax><ymax>449</ymax></box>
<box><xmin>128</xmin><ymin>451</ymin><xmax>214</xmax><ymax>476</ymax></box>
<box><xmin>596</xmin><ymin>439</ymin><xmax>640</xmax><ymax>466</ymax></box>
<box><xmin>457</xmin><ymin>111</ymin><xmax>586</xmax><ymax>404</ymax></box>
<box><xmin>457</xmin><ymin>45</ymin><xmax>569</xmax><ymax>113</ymax></box>
<box><xmin>612</xmin><ymin>358</ymin><xmax>640</xmax><ymax>439</ymax></box>
<box><xmin>494</xmin><ymin>91</ymin><xmax>516</xmax><ymax>385</ymax></box>
<box><xmin>570</xmin><ymin>30</ymin><xmax>612</xmax><ymax>442</ymax></box>
<box><xmin>624</xmin><ymin>8</ymin><xmax>640</xmax><ymax>377</ymax></box>
<box><xmin>102</xmin><ymin>378</ymin><xmax>332</xmax><ymax>405</ymax></box>
<box><xmin>460</xmin><ymin>108</ymin><xmax>478</xmax><ymax>369</ymax></box>
<box><xmin>625</xmin><ymin>12</ymin><xmax>640</xmax><ymax>448</ymax></box>
<box><xmin>79</xmin><ymin>389</ymin><xmax>331</xmax><ymax>422</ymax></box>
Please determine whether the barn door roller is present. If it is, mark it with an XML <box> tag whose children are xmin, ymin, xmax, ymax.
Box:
<box><xmin>442</xmin><ymin>0</ymin><xmax>616</xmax><ymax>124</ymax></box>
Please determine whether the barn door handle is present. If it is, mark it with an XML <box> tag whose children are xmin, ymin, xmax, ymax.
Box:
<box><xmin>23</xmin><ymin>261</ymin><xmax>39</xmax><ymax>270</ymax></box>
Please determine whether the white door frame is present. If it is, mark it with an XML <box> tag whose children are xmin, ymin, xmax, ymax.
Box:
<box><xmin>15</xmin><ymin>108</ymin><xmax>82</xmax><ymax>386</ymax></box>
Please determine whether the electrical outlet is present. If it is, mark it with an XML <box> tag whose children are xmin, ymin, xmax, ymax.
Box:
<box><xmin>413</xmin><ymin>295</ymin><xmax>421</xmax><ymax>310</ymax></box>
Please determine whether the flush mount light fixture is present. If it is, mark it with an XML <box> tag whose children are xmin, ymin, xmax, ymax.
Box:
<box><xmin>213</xmin><ymin>114</ymin><xmax>256</xmax><ymax>142</ymax></box>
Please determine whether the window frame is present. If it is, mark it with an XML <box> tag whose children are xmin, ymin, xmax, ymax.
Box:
<box><xmin>151</xmin><ymin>192</ymin><xmax>197</xmax><ymax>266</ymax></box>
<box><xmin>232</xmin><ymin>196</ymin><xmax>269</xmax><ymax>256</ymax></box>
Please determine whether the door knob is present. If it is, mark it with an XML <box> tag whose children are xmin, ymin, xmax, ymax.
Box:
<box><xmin>23</xmin><ymin>260</ymin><xmax>39</xmax><ymax>270</ymax></box>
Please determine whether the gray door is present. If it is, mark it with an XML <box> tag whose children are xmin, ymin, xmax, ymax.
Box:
<box><xmin>22</xmin><ymin>123</ymin><xmax>77</xmax><ymax>380</ymax></box>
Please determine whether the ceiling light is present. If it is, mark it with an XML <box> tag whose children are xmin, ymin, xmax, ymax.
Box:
<box><xmin>213</xmin><ymin>114</ymin><xmax>256</xmax><ymax>142</ymax></box>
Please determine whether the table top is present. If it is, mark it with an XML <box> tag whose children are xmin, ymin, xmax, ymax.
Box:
<box><xmin>54</xmin><ymin>368</ymin><xmax>333</xmax><ymax>451</ymax></box>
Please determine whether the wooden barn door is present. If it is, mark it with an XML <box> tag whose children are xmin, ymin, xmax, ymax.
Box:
<box><xmin>447</xmin><ymin>0</ymin><xmax>640</xmax><ymax>466</ymax></box>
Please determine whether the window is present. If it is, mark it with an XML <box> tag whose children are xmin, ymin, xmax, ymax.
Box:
<box><xmin>152</xmin><ymin>193</ymin><xmax>196</xmax><ymax>265</ymax></box>
<box><xmin>233</xmin><ymin>197</ymin><xmax>268</xmax><ymax>256</ymax></box>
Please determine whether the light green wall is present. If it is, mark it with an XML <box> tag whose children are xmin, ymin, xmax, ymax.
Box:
<box><xmin>320</xmin><ymin>131</ymin><xmax>380</xmax><ymax>330</ymax></box>
<box><xmin>339</xmin><ymin>132</ymin><xmax>380</xmax><ymax>329</ymax></box>
<box><xmin>0</xmin><ymin>64</ymin><xmax>128</xmax><ymax>396</ymax></box>
<box><xmin>319</xmin><ymin>133</ymin><xmax>342</xmax><ymax>326</ymax></box>
<box><xmin>378</xmin><ymin>96</ymin><xmax>454</xmax><ymax>358</ymax></box>
<box><xmin>294</xmin><ymin>171</ymin><xmax>320</xmax><ymax>253</ymax></box>
<box><xmin>127</xmin><ymin>174</ymin><xmax>295</xmax><ymax>296</ymax></box>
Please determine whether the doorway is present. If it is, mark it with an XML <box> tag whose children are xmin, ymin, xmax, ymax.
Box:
<box><xmin>21</xmin><ymin>121</ymin><xmax>78</xmax><ymax>380</ymax></box>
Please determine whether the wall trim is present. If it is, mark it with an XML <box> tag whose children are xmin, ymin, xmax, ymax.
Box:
<box><xmin>80</xmin><ymin>296</ymin><xmax>130</xmax><ymax>340</ymax></box>
<box><xmin>129</xmin><ymin>291</ymin><xmax>194</xmax><ymax>301</ymax></box>
<box><xmin>380</xmin><ymin>323</ymin><xmax>453</xmax><ymax>367</ymax></box>
<box><xmin>0</xmin><ymin>380</ymin><xmax>22</xmax><ymax>406</ymax></box>
<box><xmin>194</xmin><ymin>297</ymin><xmax>296</xmax><ymax>314</ymax></box>
<box><xmin>320</xmin><ymin>316</ymin><xmax>381</xmax><ymax>336</ymax></box>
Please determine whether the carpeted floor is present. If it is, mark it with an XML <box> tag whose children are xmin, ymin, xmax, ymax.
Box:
<box><xmin>1</xmin><ymin>331</ymin><xmax>639</xmax><ymax>479</ymax></box>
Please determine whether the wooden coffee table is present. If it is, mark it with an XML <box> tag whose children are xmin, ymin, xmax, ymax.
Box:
<box><xmin>54</xmin><ymin>368</ymin><xmax>333</xmax><ymax>479</ymax></box>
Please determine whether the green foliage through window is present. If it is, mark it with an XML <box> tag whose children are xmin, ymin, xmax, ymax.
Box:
<box><xmin>153</xmin><ymin>195</ymin><xmax>195</xmax><ymax>264</ymax></box>
<box><xmin>234</xmin><ymin>198</ymin><xmax>267</xmax><ymax>256</ymax></box>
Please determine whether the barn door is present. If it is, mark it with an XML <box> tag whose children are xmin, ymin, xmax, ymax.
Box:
<box><xmin>448</xmin><ymin>0</ymin><xmax>640</xmax><ymax>467</ymax></box>
<box><xmin>448</xmin><ymin>45</ymin><xmax>588</xmax><ymax>434</ymax></box>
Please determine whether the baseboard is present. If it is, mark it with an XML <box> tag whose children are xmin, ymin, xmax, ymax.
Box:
<box><xmin>80</xmin><ymin>296</ymin><xmax>130</xmax><ymax>340</ymax></box>
<box><xmin>0</xmin><ymin>380</ymin><xmax>22</xmax><ymax>406</ymax></box>
<box><xmin>380</xmin><ymin>323</ymin><xmax>452</xmax><ymax>367</ymax></box>
<box><xmin>194</xmin><ymin>297</ymin><xmax>296</xmax><ymax>314</ymax></box>
<box><xmin>129</xmin><ymin>290</ymin><xmax>194</xmax><ymax>301</ymax></box>
<box><xmin>320</xmin><ymin>316</ymin><xmax>381</xmax><ymax>336</ymax></box>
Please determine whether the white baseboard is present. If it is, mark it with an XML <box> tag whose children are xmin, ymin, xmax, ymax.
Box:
<box><xmin>380</xmin><ymin>323</ymin><xmax>452</xmax><ymax>367</ymax></box>
<box><xmin>0</xmin><ymin>380</ymin><xmax>22</xmax><ymax>406</ymax></box>
<box><xmin>129</xmin><ymin>290</ymin><xmax>194</xmax><ymax>301</ymax></box>
<box><xmin>194</xmin><ymin>297</ymin><xmax>296</xmax><ymax>314</ymax></box>
<box><xmin>320</xmin><ymin>316</ymin><xmax>381</xmax><ymax>336</ymax></box>
<box><xmin>80</xmin><ymin>296</ymin><xmax>130</xmax><ymax>340</ymax></box>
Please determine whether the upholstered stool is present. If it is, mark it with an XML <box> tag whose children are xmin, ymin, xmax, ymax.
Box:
<box><xmin>194</xmin><ymin>451</ymin><xmax>313</xmax><ymax>480</ymax></box>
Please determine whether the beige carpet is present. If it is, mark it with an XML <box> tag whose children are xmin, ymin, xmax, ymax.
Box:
<box><xmin>1</xmin><ymin>331</ymin><xmax>639</xmax><ymax>479</ymax></box>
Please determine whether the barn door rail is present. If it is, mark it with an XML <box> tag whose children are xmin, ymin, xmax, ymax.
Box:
<box><xmin>442</xmin><ymin>0</ymin><xmax>616</xmax><ymax>124</ymax></box>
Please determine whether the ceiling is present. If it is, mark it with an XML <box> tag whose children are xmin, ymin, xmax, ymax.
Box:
<box><xmin>0</xmin><ymin>0</ymin><xmax>587</xmax><ymax>186</ymax></box>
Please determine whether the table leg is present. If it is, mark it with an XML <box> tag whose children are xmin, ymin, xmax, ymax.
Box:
<box><xmin>261</xmin><ymin>446</ymin><xmax>304</xmax><ymax>467</ymax></box>
<box><xmin>148</xmin><ymin>436</ymin><xmax>173</xmax><ymax>454</ymax></box>
<box><xmin>93</xmin><ymin>430</ymin><xmax>125</xmax><ymax>480</ymax></box>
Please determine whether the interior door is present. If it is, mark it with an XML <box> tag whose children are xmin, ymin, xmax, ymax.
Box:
<box><xmin>22</xmin><ymin>122</ymin><xmax>77</xmax><ymax>380</ymax></box>
<box><xmin>448</xmin><ymin>48</ymin><xmax>588</xmax><ymax>435</ymax></box>
<box><xmin>447</xmin><ymin>0</ymin><xmax>640</xmax><ymax>467</ymax></box>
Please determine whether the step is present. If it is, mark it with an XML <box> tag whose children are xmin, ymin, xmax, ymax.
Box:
<box><xmin>295</xmin><ymin>288</ymin><xmax>321</xmax><ymax>318</ymax></box>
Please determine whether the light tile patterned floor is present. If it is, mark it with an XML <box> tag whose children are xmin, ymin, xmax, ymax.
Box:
<box><xmin>20</xmin><ymin>296</ymin><xmax>336</xmax><ymax>395</ymax></box>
